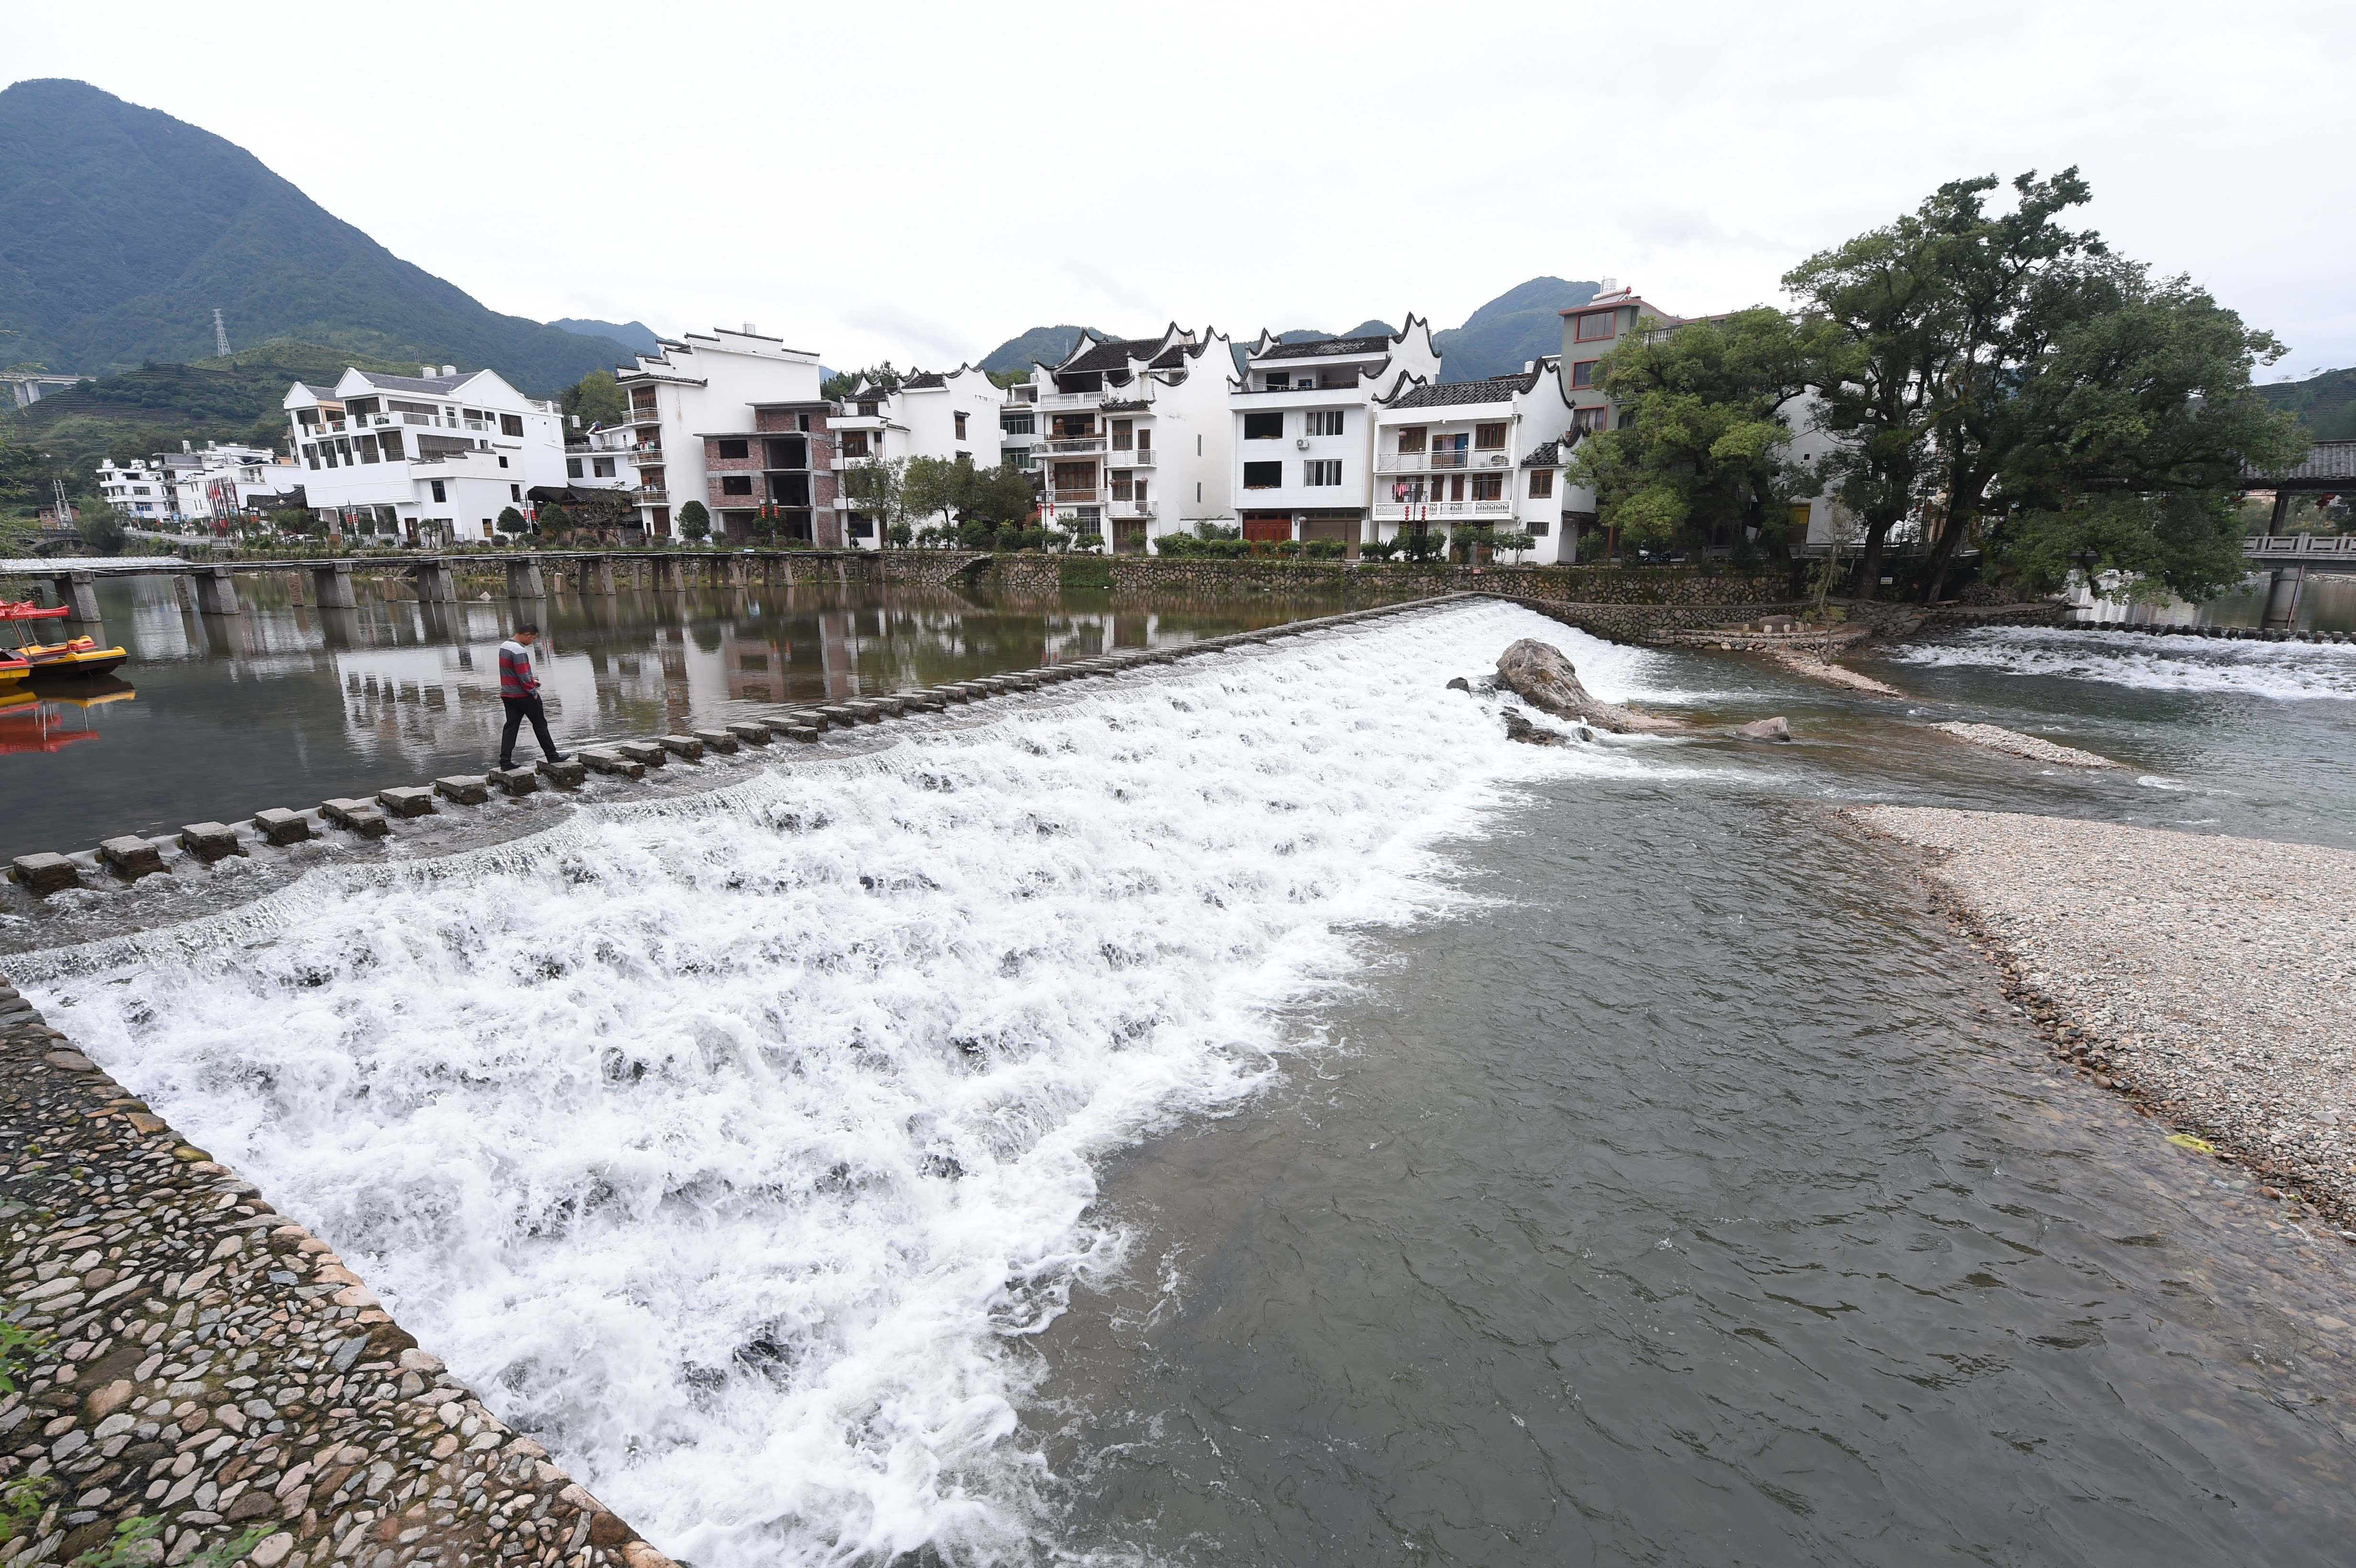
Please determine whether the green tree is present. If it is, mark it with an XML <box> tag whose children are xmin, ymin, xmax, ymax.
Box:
<box><xmin>77</xmin><ymin>503</ymin><xmax>126</xmax><ymax>555</ymax></box>
<box><xmin>496</xmin><ymin>505</ymin><xmax>529</xmax><ymax>537</ymax></box>
<box><xmin>840</xmin><ymin>455</ymin><xmax>906</xmax><ymax>540</ymax></box>
<box><xmin>562</xmin><ymin>370</ymin><xmax>626</xmax><ymax>426</ymax></box>
<box><xmin>538</xmin><ymin>502</ymin><xmax>573</xmax><ymax>538</ymax></box>
<box><xmin>676</xmin><ymin>499</ymin><xmax>711</xmax><ymax>542</ymax></box>
<box><xmin>1572</xmin><ymin>307</ymin><xmax>1831</xmax><ymax>560</ymax></box>
<box><xmin>902</xmin><ymin>455</ymin><xmax>967</xmax><ymax>531</ymax></box>
<box><xmin>885</xmin><ymin>519</ymin><xmax>913</xmax><ymax>548</ymax></box>
<box><xmin>960</xmin><ymin>465</ymin><xmax>1036</xmax><ymax>529</ymax></box>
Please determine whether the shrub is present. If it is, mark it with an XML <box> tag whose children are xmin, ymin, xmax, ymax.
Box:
<box><xmin>496</xmin><ymin>506</ymin><xmax>529</xmax><ymax>537</ymax></box>
<box><xmin>676</xmin><ymin>500</ymin><xmax>711</xmax><ymax>542</ymax></box>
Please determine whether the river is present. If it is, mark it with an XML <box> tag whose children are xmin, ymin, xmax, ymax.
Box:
<box><xmin>6</xmin><ymin>592</ymin><xmax>2354</xmax><ymax>1565</ymax></box>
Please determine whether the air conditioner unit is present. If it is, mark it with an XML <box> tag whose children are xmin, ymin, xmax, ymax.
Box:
<box><xmin>1296</xmin><ymin>438</ymin><xmax>1310</xmax><ymax>449</ymax></box>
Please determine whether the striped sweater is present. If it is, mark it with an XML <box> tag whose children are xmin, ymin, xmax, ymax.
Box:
<box><xmin>498</xmin><ymin>639</ymin><xmax>538</xmax><ymax>699</ymax></box>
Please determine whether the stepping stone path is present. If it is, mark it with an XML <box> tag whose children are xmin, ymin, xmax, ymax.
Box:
<box><xmin>177</xmin><ymin>825</ymin><xmax>243</xmax><ymax>864</ymax></box>
<box><xmin>251</xmin><ymin>811</ymin><xmax>309</xmax><ymax>848</ymax></box>
<box><xmin>99</xmin><ymin>839</ymin><xmax>164</xmax><ymax>881</ymax></box>
<box><xmin>316</xmin><ymin>803</ymin><xmax>386</xmax><ymax>840</ymax></box>
<box><xmin>0</xmin><ymin>983</ymin><xmax>676</xmax><ymax>1568</ymax></box>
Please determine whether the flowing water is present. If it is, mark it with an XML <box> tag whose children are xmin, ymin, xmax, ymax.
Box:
<box><xmin>8</xmin><ymin>599</ymin><xmax>2356</xmax><ymax>1566</ymax></box>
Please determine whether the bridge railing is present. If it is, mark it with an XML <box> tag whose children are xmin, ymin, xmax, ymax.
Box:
<box><xmin>2244</xmin><ymin>533</ymin><xmax>2356</xmax><ymax>557</ymax></box>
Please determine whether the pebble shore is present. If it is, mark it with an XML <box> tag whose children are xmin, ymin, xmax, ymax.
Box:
<box><xmin>0</xmin><ymin>987</ymin><xmax>674</xmax><ymax>1568</ymax></box>
<box><xmin>1929</xmin><ymin>721</ymin><xmax>2118</xmax><ymax>769</ymax></box>
<box><xmin>1856</xmin><ymin>806</ymin><xmax>2356</xmax><ymax>1231</ymax></box>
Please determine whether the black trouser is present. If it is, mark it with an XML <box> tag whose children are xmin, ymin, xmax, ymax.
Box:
<box><xmin>500</xmin><ymin>694</ymin><xmax>557</xmax><ymax>766</ymax></box>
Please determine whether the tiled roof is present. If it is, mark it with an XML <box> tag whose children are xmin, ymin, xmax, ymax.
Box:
<box><xmin>2248</xmin><ymin>440</ymin><xmax>2356</xmax><ymax>483</ymax></box>
<box><xmin>1260</xmin><ymin>334</ymin><xmax>1392</xmax><ymax>360</ymax></box>
<box><xmin>1101</xmin><ymin>399</ymin><xmax>1150</xmax><ymax>412</ymax></box>
<box><xmin>298</xmin><ymin>383</ymin><xmax>339</xmax><ymax>400</ymax></box>
<box><xmin>1381</xmin><ymin>369</ymin><xmax>1541</xmax><ymax>410</ymax></box>
<box><xmin>1522</xmin><ymin>438</ymin><xmax>1567</xmax><ymax>467</ymax></box>
<box><xmin>901</xmin><ymin>371</ymin><xmax>947</xmax><ymax>390</ymax></box>
<box><xmin>350</xmin><ymin>370</ymin><xmax>471</xmax><ymax>395</ymax></box>
<box><xmin>1060</xmin><ymin>336</ymin><xmax>1167</xmax><ymax>374</ymax></box>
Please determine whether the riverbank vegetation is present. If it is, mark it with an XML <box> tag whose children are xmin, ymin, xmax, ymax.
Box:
<box><xmin>1575</xmin><ymin>170</ymin><xmax>2311</xmax><ymax>604</ymax></box>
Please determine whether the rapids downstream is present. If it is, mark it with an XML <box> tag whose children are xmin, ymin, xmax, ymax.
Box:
<box><xmin>9</xmin><ymin>599</ymin><xmax>2356</xmax><ymax>1566</ymax></box>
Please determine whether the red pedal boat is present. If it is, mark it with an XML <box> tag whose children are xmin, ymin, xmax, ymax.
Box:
<box><xmin>0</xmin><ymin>600</ymin><xmax>69</xmax><ymax>621</ymax></box>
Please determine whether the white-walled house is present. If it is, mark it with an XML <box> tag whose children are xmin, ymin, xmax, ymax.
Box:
<box><xmin>284</xmin><ymin>366</ymin><xmax>566</xmax><ymax>544</ymax></box>
<box><xmin>166</xmin><ymin>441</ymin><xmax>301</xmax><ymax>523</ymax></box>
<box><xmin>1369</xmin><ymin>360</ymin><xmax>1580</xmax><ymax>563</ymax></box>
<box><xmin>1228</xmin><ymin>319</ymin><xmax>1444</xmax><ymax>546</ymax></box>
<box><xmin>832</xmin><ymin>364</ymin><xmax>1002</xmax><ymax>546</ymax></box>
<box><xmin>998</xmin><ymin>326</ymin><xmax>1236</xmax><ymax>552</ymax></box>
<box><xmin>615</xmin><ymin>326</ymin><xmax>827</xmax><ymax>541</ymax></box>
<box><xmin>94</xmin><ymin>456</ymin><xmax>175</xmax><ymax>522</ymax></box>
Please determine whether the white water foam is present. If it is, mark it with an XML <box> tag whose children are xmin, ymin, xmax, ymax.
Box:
<box><xmin>1887</xmin><ymin>626</ymin><xmax>2356</xmax><ymax>701</ymax></box>
<box><xmin>16</xmin><ymin>602</ymin><xmax>1672</xmax><ymax>1568</ymax></box>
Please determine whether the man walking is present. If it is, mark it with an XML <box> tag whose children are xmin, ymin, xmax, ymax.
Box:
<box><xmin>498</xmin><ymin>623</ymin><xmax>567</xmax><ymax>769</ymax></box>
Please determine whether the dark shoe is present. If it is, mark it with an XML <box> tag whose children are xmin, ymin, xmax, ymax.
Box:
<box><xmin>499</xmin><ymin>760</ymin><xmax>515</xmax><ymax>771</ymax></box>
<box><xmin>545</xmin><ymin>752</ymin><xmax>570</xmax><ymax>763</ymax></box>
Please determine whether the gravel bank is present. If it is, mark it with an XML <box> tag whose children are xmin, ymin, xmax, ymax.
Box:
<box><xmin>0</xmin><ymin>986</ymin><xmax>672</xmax><ymax>1568</ymax></box>
<box><xmin>1930</xmin><ymin>721</ymin><xmax>2119</xmax><ymax>769</ymax></box>
<box><xmin>1766</xmin><ymin>648</ymin><xmax>1906</xmax><ymax>696</ymax></box>
<box><xmin>1855</xmin><ymin>806</ymin><xmax>2356</xmax><ymax>1229</ymax></box>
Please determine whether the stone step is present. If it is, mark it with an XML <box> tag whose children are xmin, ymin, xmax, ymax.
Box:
<box><xmin>433</xmin><ymin>776</ymin><xmax>491</xmax><ymax>806</ymax></box>
<box><xmin>9</xmin><ymin>852</ymin><xmax>80</xmax><ymax>895</ymax></box>
<box><xmin>178</xmin><ymin>822</ymin><xmax>243</xmax><ymax>862</ymax></box>
<box><xmin>615</xmin><ymin>741</ymin><xmax>667</xmax><ymax>766</ymax></box>
<box><xmin>376</xmin><ymin>786</ymin><xmax>437</xmax><ymax>818</ymax></box>
<box><xmin>693</xmin><ymin>728</ymin><xmax>739</xmax><ymax>754</ymax></box>
<box><xmin>100</xmin><ymin>836</ymin><xmax>165</xmax><ymax>879</ymax></box>
<box><xmin>320</xmin><ymin>799</ymin><xmax>390</xmax><ymax>838</ymax></box>
<box><xmin>579</xmin><ymin>749</ymin><xmax>646</xmax><ymax>780</ymax></box>
<box><xmin>252</xmin><ymin>807</ymin><xmax>311</xmax><ymax>845</ymax></box>
<box><xmin>536</xmin><ymin>758</ymin><xmax>587</xmax><ymax>787</ymax></box>
<box><xmin>489</xmin><ymin>766</ymin><xmax>539</xmax><ymax>795</ymax></box>
<box><xmin>658</xmin><ymin>734</ymin><xmax>705</xmax><ymax>760</ymax></box>
<box><xmin>727</xmin><ymin>721</ymin><xmax>774</xmax><ymax>745</ymax></box>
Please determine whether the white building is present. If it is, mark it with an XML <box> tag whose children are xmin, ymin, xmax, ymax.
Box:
<box><xmin>95</xmin><ymin>441</ymin><xmax>299</xmax><ymax>527</ymax></box>
<box><xmin>614</xmin><ymin>326</ymin><xmax>826</xmax><ymax>540</ymax></box>
<box><xmin>284</xmin><ymin>366</ymin><xmax>567</xmax><ymax>545</ymax></box>
<box><xmin>997</xmin><ymin>326</ymin><xmax>1237</xmax><ymax>552</ymax></box>
<box><xmin>1369</xmin><ymin>360</ymin><xmax>1580</xmax><ymax>563</ymax></box>
<box><xmin>832</xmin><ymin>364</ymin><xmax>1003</xmax><ymax>546</ymax></box>
<box><xmin>1228</xmin><ymin>320</ymin><xmax>1444</xmax><ymax>547</ymax></box>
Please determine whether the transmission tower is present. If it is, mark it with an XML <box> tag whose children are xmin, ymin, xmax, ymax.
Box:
<box><xmin>51</xmin><ymin>478</ymin><xmax>76</xmax><ymax>532</ymax></box>
<box><xmin>213</xmin><ymin>308</ymin><xmax>232</xmax><ymax>358</ymax></box>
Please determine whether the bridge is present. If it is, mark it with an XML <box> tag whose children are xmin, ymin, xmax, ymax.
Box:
<box><xmin>2244</xmin><ymin>440</ymin><xmax>2355</xmax><ymax>626</ymax></box>
<box><xmin>0</xmin><ymin>549</ymin><xmax>883</xmax><ymax>621</ymax></box>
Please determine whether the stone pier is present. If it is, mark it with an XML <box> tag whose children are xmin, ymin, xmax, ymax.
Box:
<box><xmin>409</xmin><ymin>560</ymin><xmax>456</xmax><ymax>606</ymax></box>
<box><xmin>192</xmin><ymin>568</ymin><xmax>241</xmax><ymax>618</ymax></box>
<box><xmin>503</xmin><ymin>561</ymin><xmax>545</xmax><ymax>600</ymax></box>
<box><xmin>0</xmin><ymin>991</ymin><xmax>676</xmax><ymax>1568</ymax></box>
<box><xmin>49</xmin><ymin>573</ymin><xmax>100</xmax><ymax>623</ymax></box>
<box><xmin>578</xmin><ymin>559</ymin><xmax>614</xmax><ymax>597</ymax></box>
<box><xmin>310</xmin><ymin>566</ymin><xmax>357</xmax><ymax>610</ymax></box>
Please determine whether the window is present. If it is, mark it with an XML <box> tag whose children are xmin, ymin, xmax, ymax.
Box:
<box><xmin>1571</xmin><ymin>406</ymin><xmax>1609</xmax><ymax>434</ymax></box>
<box><xmin>1570</xmin><ymin>360</ymin><xmax>1600</xmax><ymax>389</ymax></box>
<box><xmin>1112</xmin><ymin>473</ymin><xmax>1133</xmax><ymax>501</ymax></box>
<box><xmin>498</xmin><ymin>456</ymin><xmax>509</xmax><ymax>468</ymax></box>
<box><xmin>1574</xmin><ymin>310</ymin><xmax>1617</xmax><ymax>342</ymax></box>
<box><xmin>1243</xmin><ymin>461</ymin><xmax>1283</xmax><ymax>489</ymax></box>
<box><xmin>1396</xmin><ymin>426</ymin><xmax>1425</xmax><ymax>453</ymax></box>
<box><xmin>1788</xmin><ymin>502</ymin><xmax>1813</xmax><ymax>534</ymax></box>
<box><xmin>510</xmin><ymin>484</ymin><xmax>522</xmax><ymax>502</ymax></box>
<box><xmin>718</xmin><ymin>439</ymin><xmax>748</xmax><ymax>460</ymax></box>
<box><xmin>1306</xmin><ymin>410</ymin><xmax>1344</xmax><ymax>437</ymax></box>
<box><xmin>593</xmin><ymin>458</ymin><xmax>614</xmax><ymax>479</ymax></box>
<box><xmin>501</xmin><ymin>414</ymin><xmax>524</xmax><ymax>437</ymax></box>
<box><xmin>1243</xmin><ymin>412</ymin><xmax>1284</xmax><ymax>441</ymax></box>
<box><xmin>954</xmin><ymin>412</ymin><xmax>968</xmax><ymax>439</ymax></box>
<box><xmin>1110</xmin><ymin>419</ymin><xmax>1132</xmax><ymax>451</ymax></box>
<box><xmin>567</xmin><ymin>458</ymin><xmax>584</xmax><ymax>479</ymax></box>
<box><xmin>381</xmin><ymin>431</ymin><xmax>404</xmax><ymax>459</ymax></box>
<box><xmin>1305</xmin><ymin>460</ymin><xmax>1342</xmax><ymax>486</ymax></box>
<box><xmin>1263</xmin><ymin>372</ymin><xmax>1291</xmax><ymax>389</ymax></box>
<box><xmin>1527</xmin><ymin>468</ymin><xmax>1554</xmax><ymax>499</ymax></box>
<box><xmin>482</xmin><ymin>520</ymin><xmax>495</xmax><ymax>539</ymax></box>
<box><xmin>1472</xmin><ymin>473</ymin><xmax>1504</xmax><ymax>501</ymax></box>
<box><xmin>722</xmin><ymin>475</ymin><xmax>753</xmax><ymax>495</ymax></box>
<box><xmin>1529</xmin><ymin>518</ymin><xmax>1549</xmax><ymax>536</ymax></box>
<box><xmin>1001</xmin><ymin>414</ymin><xmax>1035</xmax><ymax>436</ymax></box>
<box><xmin>1007</xmin><ymin>448</ymin><xmax>1032</xmax><ymax>470</ymax></box>
<box><xmin>859</xmin><ymin>401</ymin><xmax>879</xmax><ymax>417</ymax></box>
<box><xmin>359</xmin><ymin>436</ymin><xmax>380</xmax><ymax>464</ymax></box>
<box><xmin>1196</xmin><ymin>481</ymin><xmax>1202</xmax><ymax>502</ymax></box>
<box><xmin>841</xmin><ymin>432</ymin><xmax>870</xmax><ymax>458</ymax></box>
<box><xmin>848</xmin><ymin>516</ymin><xmax>874</xmax><ymax>538</ymax></box>
<box><xmin>1475</xmin><ymin>423</ymin><xmax>1507</xmax><ymax>451</ymax></box>
<box><xmin>430</xmin><ymin>480</ymin><xmax>447</xmax><ymax>503</ymax></box>
<box><xmin>765</xmin><ymin>436</ymin><xmax>807</xmax><ymax>469</ymax></box>
<box><xmin>1134</xmin><ymin>478</ymin><xmax>1148</xmax><ymax>503</ymax></box>
<box><xmin>1136</xmin><ymin>427</ymin><xmax>1151</xmax><ymax>452</ymax></box>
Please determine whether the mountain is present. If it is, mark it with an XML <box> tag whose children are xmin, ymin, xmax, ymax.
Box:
<box><xmin>0</xmin><ymin>79</ymin><xmax>635</xmax><ymax>392</ymax></box>
<box><xmin>1433</xmin><ymin>277</ymin><xmax>1601</xmax><ymax>381</ymax></box>
<box><xmin>2257</xmin><ymin>367</ymin><xmax>2356</xmax><ymax>442</ymax></box>
<box><xmin>550</xmin><ymin>318</ymin><xmax>661</xmax><ymax>356</ymax></box>
<box><xmin>980</xmin><ymin>325</ymin><xmax>1109</xmax><ymax>374</ymax></box>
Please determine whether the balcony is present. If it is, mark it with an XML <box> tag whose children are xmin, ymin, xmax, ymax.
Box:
<box><xmin>1374</xmin><ymin>450</ymin><xmax>1510</xmax><ymax>474</ymax></box>
<box><xmin>1107</xmin><ymin>447</ymin><xmax>1157</xmax><ymax>467</ymax></box>
<box><xmin>1108</xmin><ymin>498</ymin><xmax>1157</xmax><ymax>520</ymax></box>
<box><xmin>1050</xmin><ymin>488</ymin><xmax>1100</xmax><ymax>504</ymax></box>
<box><xmin>1038</xmin><ymin>436</ymin><xmax>1105</xmax><ymax>456</ymax></box>
<box><xmin>1037</xmin><ymin>391</ymin><xmax>1102</xmax><ymax>411</ymax></box>
<box><xmin>628</xmin><ymin>408</ymin><xmax>662</xmax><ymax>426</ymax></box>
<box><xmin>636</xmin><ymin>485</ymin><xmax>669</xmax><ymax>502</ymax></box>
<box><xmin>1371</xmin><ymin>500</ymin><xmax>1513</xmax><ymax>522</ymax></box>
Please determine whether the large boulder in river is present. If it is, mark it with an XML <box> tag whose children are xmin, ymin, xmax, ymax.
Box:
<box><xmin>1735</xmin><ymin>716</ymin><xmax>1792</xmax><ymax>742</ymax></box>
<box><xmin>1495</xmin><ymin>639</ymin><xmax>1681</xmax><ymax>734</ymax></box>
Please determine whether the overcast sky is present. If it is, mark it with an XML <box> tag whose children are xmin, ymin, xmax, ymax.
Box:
<box><xmin>15</xmin><ymin>0</ymin><xmax>2355</xmax><ymax>378</ymax></box>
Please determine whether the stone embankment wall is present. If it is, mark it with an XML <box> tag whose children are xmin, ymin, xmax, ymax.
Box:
<box><xmin>0</xmin><ymin>990</ymin><xmax>670</xmax><ymax>1568</ymax></box>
